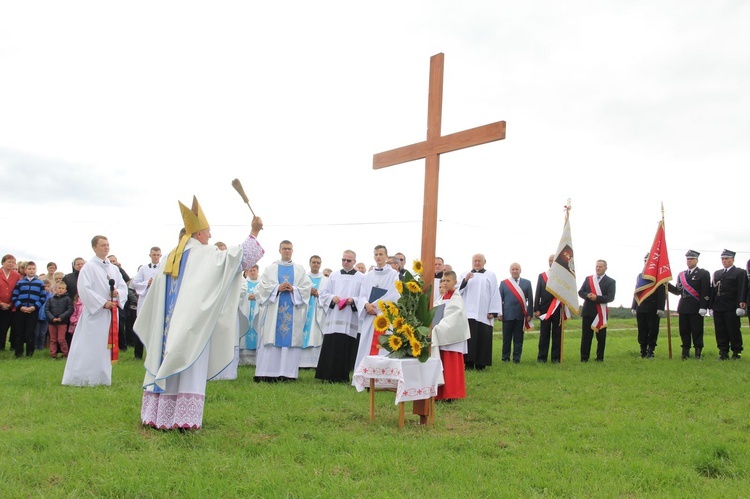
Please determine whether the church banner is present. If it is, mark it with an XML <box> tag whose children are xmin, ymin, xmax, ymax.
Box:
<box><xmin>634</xmin><ymin>221</ymin><xmax>672</xmax><ymax>305</ymax></box>
<box><xmin>547</xmin><ymin>212</ymin><xmax>580</xmax><ymax>315</ymax></box>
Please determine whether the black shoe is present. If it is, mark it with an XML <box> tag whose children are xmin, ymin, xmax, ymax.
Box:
<box><xmin>732</xmin><ymin>352</ymin><xmax>741</xmax><ymax>360</ymax></box>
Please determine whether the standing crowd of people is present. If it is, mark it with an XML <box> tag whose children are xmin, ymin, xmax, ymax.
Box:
<box><xmin>2</xmin><ymin>202</ymin><xmax>748</xmax><ymax>431</ymax></box>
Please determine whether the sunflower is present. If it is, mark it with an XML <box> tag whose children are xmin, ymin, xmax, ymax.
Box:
<box><xmin>410</xmin><ymin>338</ymin><xmax>422</xmax><ymax>357</ymax></box>
<box><xmin>377</xmin><ymin>300</ymin><xmax>388</xmax><ymax>312</ymax></box>
<box><xmin>395</xmin><ymin>280</ymin><xmax>404</xmax><ymax>294</ymax></box>
<box><xmin>387</xmin><ymin>302</ymin><xmax>400</xmax><ymax>317</ymax></box>
<box><xmin>412</xmin><ymin>260</ymin><xmax>424</xmax><ymax>274</ymax></box>
<box><xmin>406</xmin><ymin>281</ymin><xmax>422</xmax><ymax>294</ymax></box>
<box><xmin>388</xmin><ymin>334</ymin><xmax>403</xmax><ymax>351</ymax></box>
<box><xmin>392</xmin><ymin>317</ymin><xmax>405</xmax><ymax>331</ymax></box>
<box><xmin>373</xmin><ymin>315</ymin><xmax>390</xmax><ymax>331</ymax></box>
<box><xmin>399</xmin><ymin>323</ymin><xmax>415</xmax><ymax>338</ymax></box>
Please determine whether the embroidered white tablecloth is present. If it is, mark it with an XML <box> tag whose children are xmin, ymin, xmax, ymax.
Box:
<box><xmin>353</xmin><ymin>356</ymin><xmax>443</xmax><ymax>404</ymax></box>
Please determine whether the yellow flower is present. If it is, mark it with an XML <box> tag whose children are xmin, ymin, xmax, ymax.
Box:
<box><xmin>400</xmin><ymin>323</ymin><xmax>415</xmax><ymax>338</ymax></box>
<box><xmin>410</xmin><ymin>339</ymin><xmax>422</xmax><ymax>357</ymax></box>
<box><xmin>406</xmin><ymin>281</ymin><xmax>422</xmax><ymax>294</ymax></box>
<box><xmin>377</xmin><ymin>300</ymin><xmax>388</xmax><ymax>312</ymax></box>
<box><xmin>388</xmin><ymin>334</ymin><xmax>403</xmax><ymax>351</ymax></box>
<box><xmin>395</xmin><ymin>280</ymin><xmax>404</xmax><ymax>294</ymax></box>
<box><xmin>412</xmin><ymin>260</ymin><xmax>424</xmax><ymax>274</ymax></box>
<box><xmin>392</xmin><ymin>317</ymin><xmax>405</xmax><ymax>331</ymax></box>
<box><xmin>387</xmin><ymin>302</ymin><xmax>399</xmax><ymax>317</ymax></box>
<box><xmin>374</xmin><ymin>315</ymin><xmax>390</xmax><ymax>331</ymax></box>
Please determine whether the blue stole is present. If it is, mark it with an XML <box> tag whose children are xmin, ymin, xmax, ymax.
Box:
<box><xmin>157</xmin><ymin>248</ymin><xmax>190</xmax><ymax>393</ymax></box>
<box><xmin>244</xmin><ymin>280</ymin><xmax>259</xmax><ymax>349</ymax></box>
<box><xmin>275</xmin><ymin>265</ymin><xmax>295</xmax><ymax>347</ymax></box>
<box><xmin>302</xmin><ymin>275</ymin><xmax>323</xmax><ymax>347</ymax></box>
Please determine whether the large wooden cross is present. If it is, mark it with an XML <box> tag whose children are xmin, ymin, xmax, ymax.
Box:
<box><xmin>373</xmin><ymin>52</ymin><xmax>506</xmax><ymax>282</ymax></box>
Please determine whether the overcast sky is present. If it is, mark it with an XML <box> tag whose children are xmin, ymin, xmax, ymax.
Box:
<box><xmin>1</xmin><ymin>1</ymin><xmax>748</xmax><ymax>306</ymax></box>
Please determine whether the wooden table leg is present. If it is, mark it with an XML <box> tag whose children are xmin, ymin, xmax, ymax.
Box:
<box><xmin>398</xmin><ymin>402</ymin><xmax>405</xmax><ymax>428</ymax></box>
<box><xmin>369</xmin><ymin>378</ymin><xmax>375</xmax><ymax>422</ymax></box>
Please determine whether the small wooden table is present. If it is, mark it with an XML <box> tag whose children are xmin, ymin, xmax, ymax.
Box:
<box><xmin>353</xmin><ymin>356</ymin><xmax>442</xmax><ymax>428</ymax></box>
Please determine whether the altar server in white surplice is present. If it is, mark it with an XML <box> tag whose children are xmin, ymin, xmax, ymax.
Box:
<box><xmin>315</xmin><ymin>249</ymin><xmax>363</xmax><ymax>383</ymax></box>
<box><xmin>136</xmin><ymin>197</ymin><xmax>264</xmax><ymax>430</ymax></box>
<box><xmin>253</xmin><ymin>240</ymin><xmax>312</xmax><ymax>382</ymax></box>
<box><xmin>299</xmin><ymin>255</ymin><xmax>327</xmax><ymax>368</ymax></box>
<box><xmin>62</xmin><ymin>235</ymin><xmax>128</xmax><ymax>387</ymax></box>
<box><xmin>458</xmin><ymin>253</ymin><xmax>502</xmax><ymax>370</ymax></box>
<box><xmin>352</xmin><ymin>244</ymin><xmax>400</xmax><ymax>383</ymax></box>
<box><xmin>431</xmin><ymin>270</ymin><xmax>470</xmax><ymax>401</ymax></box>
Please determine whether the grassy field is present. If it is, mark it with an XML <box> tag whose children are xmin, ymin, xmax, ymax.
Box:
<box><xmin>2</xmin><ymin>318</ymin><xmax>749</xmax><ymax>497</ymax></box>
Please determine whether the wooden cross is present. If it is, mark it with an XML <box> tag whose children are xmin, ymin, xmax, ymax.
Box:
<box><xmin>373</xmin><ymin>52</ymin><xmax>506</xmax><ymax>284</ymax></box>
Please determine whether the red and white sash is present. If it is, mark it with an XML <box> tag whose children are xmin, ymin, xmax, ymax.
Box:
<box><xmin>503</xmin><ymin>279</ymin><xmax>533</xmax><ymax>330</ymax></box>
<box><xmin>539</xmin><ymin>273</ymin><xmax>571</xmax><ymax>321</ymax></box>
<box><xmin>589</xmin><ymin>275</ymin><xmax>607</xmax><ymax>333</ymax></box>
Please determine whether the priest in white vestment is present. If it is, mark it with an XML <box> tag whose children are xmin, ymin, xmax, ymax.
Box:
<box><xmin>212</xmin><ymin>283</ymin><xmax>251</xmax><ymax>381</ymax></box>
<box><xmin>316</xmin><ymin>249</ymin><xmax>363</xmax><ymax>383</ymax></box>
<box><xmin>135</xmin><ymin>197</ymin><xmax>264</xmax><ymax>430</ymax></box>
<box><xmin>253</xmin><ymin>240</ymin><xmax>312</xmax><ymax>381</ymax></box>
<box><xmin>299</xmin><ymin>255</ymin><xmax>327</xmax><ymax>368</ymax></box>
<box><xmin>239</xmin><ymin>265</ymin><xmax>260</xmax><ymax>366</ymax></box>
<box><xmin>62</xmin><ymin>235</ymin><xmax>128</xmax><ymax>387</ymax></box>
<box><xmin>352</xmin><ymin>244</ymin><xmax>400</xmax><ymax>384</ymax></box>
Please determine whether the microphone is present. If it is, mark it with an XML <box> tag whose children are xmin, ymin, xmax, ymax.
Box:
<box><xmin>109</xmin><ymin>278</ymin><xmax>115</xmax><ymax>290</ymax></box>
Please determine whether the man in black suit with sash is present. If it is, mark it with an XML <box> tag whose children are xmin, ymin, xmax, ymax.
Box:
<box><xmin>711</xmin><ymin>249</ymin><xmax>747</xmax><ymax>360</ymax></box>
<box><xmin>578</xmin><ymin>260</ymin><xmax>616</xmax><ymax>362</ymax></box>
<box><xmin>667</xmin><ymin>249</ymin><xmax>711</xmax><ymax>359</ymax></box>
<box><xmin>535</xmin><ymin>254</ymin><xmax>563</xmax><ymax>363</ymax></box>
<box><xmin>499</xmin><ymin>262</ymin><xmax>534</xmax><ymax>363</ymax></box>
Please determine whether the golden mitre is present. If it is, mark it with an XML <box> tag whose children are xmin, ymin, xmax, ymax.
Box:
<box><xmin>163</xmin><ymin>196</ymin><xmax>210</xmax><ymax>277</ymax></box>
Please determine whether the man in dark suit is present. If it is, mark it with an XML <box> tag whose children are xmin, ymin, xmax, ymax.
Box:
<box><xmin>631</xmin><ymin>254</ymin><xmax>666</xmax><ymax>358</ymax></box>
<box><xmin>667</xmin><ymin>249</ymin><xmax>712</xmax><ymax>359</ymax></box>
<box><xmin>535</xmin><ymin>254</ymin><xmax>563</xmax><ymax>363</ymax></box>
<box><xmin>499</xmin><ymin>262</ymin><xmax>534</xmax><ymax>363</ymax></box>
<box><xmin>578</xmin><ymin>260</ymin><xmax>616</xmax><ymax>362</ymax></box>
<box><xmin>711</xmin><ymin>249</ymin><xmax>747</xmax><ymax>360</ymax></box>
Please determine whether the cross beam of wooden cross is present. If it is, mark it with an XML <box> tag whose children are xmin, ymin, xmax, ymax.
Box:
<box><xmin>373</xmin><ymin>53</ymin><xmax>506</xmax><ymax>288</ymax></box>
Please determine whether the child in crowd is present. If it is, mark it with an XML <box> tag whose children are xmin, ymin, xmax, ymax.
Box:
<box><xmin>47</xmin><ymin>281</ymin><xmax>73</xmax><ymax>358</ymax></box>
<box><xmin>11</xmin><ymin>261</ymin><xmax>47</xmax><ymax>357</ymax></box>
<box><xmin>53</xmin><ymin>272</ymin><xmax>65</xmax><ymax>285</ymax></box>
<box><xmin>67</xmin><ymin>293</ymin><xmax>83</xmax><ymax>349</ymax></box>
<box><xmin>34</xmin><ymin>279</ymin><xmax>53</xmax><ymax>350</ymax></box>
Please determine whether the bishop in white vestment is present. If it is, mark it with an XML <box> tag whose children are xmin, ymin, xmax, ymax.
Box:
<box><xmin>136</xmin><ymin>197</ymin><xmax>264</xmax><ymax>430</ymax></box>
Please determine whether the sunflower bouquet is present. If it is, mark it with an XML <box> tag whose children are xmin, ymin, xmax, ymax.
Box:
<box><xmin>376</xmin><ymin>260</ymin><xmax>436</xmax><ymax>362</ymax></box>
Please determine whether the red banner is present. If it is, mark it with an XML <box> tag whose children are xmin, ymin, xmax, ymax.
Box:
<box><xmin>634</xmin><ymin>221</ymin><xmax>672</xmax><ymax>304</ymax></box>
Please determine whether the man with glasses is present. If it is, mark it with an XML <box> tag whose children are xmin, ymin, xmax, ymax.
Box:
<box><xmin>316</xmin><ymin>250</ymin><xmax>363</xmax><ymax>382</ymax></box>
<box><xmin>711</xmin><ymin>249</ymin><xmax>747</xmax><ymax>360</ymax></box>
<box><xmin>394</xmin><ymin>252</ymin><xmax>407</xmax><ymax>281</ymax></box>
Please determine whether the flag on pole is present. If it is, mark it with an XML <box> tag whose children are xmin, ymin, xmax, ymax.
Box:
<box><xmin>634</xmin><ymin>221</ymin><xmax>672</xmax><ymax>305</ymax></box>
<box><xmin>547</xmin><ymin>207</ymin><xmax>580</xmax><ymax>315</ymax></box>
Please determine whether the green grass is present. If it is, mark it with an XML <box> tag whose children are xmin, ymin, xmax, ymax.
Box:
<box><xmin>2</xmin><ymin>318</ymin><xmax>750</xmax><ymax>497</ymax></box>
